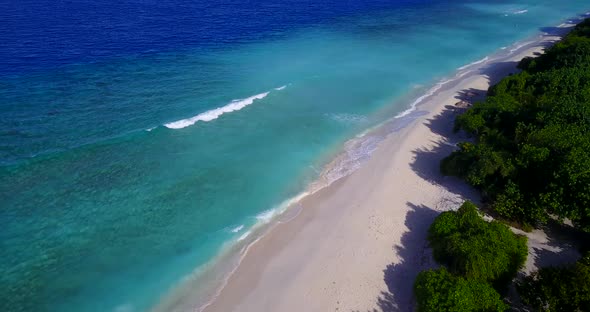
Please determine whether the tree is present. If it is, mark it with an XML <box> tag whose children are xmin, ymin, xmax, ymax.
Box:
<box><xmin>414</xmin><ymin>268</ymin><xmax>507</xmax><ymax>312</ymax></box>
<box><xmin>428</xmin><ymin>202</ymin><xmax>528</xmax><ymax>288</ymax></box>
<box><xmin>517</xmin><ymin>254</ymin><xmax>590</xmax><ymax>311</ymax></box>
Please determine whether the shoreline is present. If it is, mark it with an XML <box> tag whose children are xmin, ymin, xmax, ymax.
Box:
<box><xmin>154</xmin><ymin>15</ymin><xmax>586</xmax><ymax>312</ymax></box>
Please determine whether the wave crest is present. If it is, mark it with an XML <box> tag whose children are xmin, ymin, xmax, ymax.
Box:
<box><xmin>230</xmin><ymin>225</ymin><xmax>244</xmax><ymax>233</ymax></box>
<box><xmin>326</xmin><ymin>113</ymin><xmax>368</xmax><ymax>124</ymax></box>
<box><xmin>457</xmin><ymin>56</ymin><xmax>489</xmax><ymax>71</ymax></box>
<box><xmin>164</xmin><ymin>92</ymin><xmax>269</xmax><ymax>129</ymax></box>
<box><xmin>513</xmin><ymin>9</ymin><xmax>528</xmax><ymax>14</ymax></box>
<box><xmin>164</xmin><ymin>85</ymin><xmax>288</xmax><ymax>129</ymax></box>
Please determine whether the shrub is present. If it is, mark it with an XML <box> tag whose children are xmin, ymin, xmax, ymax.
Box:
<box><xmin>414</xmin><ymin>268</ymin><xmax>507</xmax><ymax>312</ymax></box>
<box><xmin>517</xmin><ymin>254</ymin><xmax>590</xmax><ymax>311</ymax></box>
<box><xmin>428</xmin><ymin>201</ymin><xmax>528</xmax><ymax>288</ymax></box>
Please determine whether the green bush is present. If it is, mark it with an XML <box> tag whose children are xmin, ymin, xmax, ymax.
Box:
<box><xmin>428</xmin><ymin>201</ymin><xmax>528</xmax><ymax>288</ymax></box>
<box><xmin>414</xmin><ymin>268</ymin><xmax>507</xmax><ymax>312</ymax></box>
<box><xmin>517</xmin><ymin>254</ymin><xmax>590</xmax><ymax>312</ymax></box>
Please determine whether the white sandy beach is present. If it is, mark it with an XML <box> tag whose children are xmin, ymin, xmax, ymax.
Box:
<box><xmin>192</xmin><ymin>25</ymin><xmax>582</xmax><ymax>312</ymax></box>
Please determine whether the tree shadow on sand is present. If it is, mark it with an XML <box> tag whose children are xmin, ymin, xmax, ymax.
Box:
<box><xmin>528</xmin><ymin>220</ymin><xmax>582</xmax><ymax>270</ymax></box>
<box><xmin>361</xmin><ymin>203</ymin><xmax>439</xmax><ymax>312</ymax></box>
<box><xmin>364</xmin><ymin>203</ymin><xmax>585</xmax><ymax>312</ymax></box>
<box><xmin>508</xmin><ymin>220</ymin><xmax>584</xmax><ymax>311</ymax></box>
<box><xmin>409</xmin><ymin>99</ymin><xmax>481</xmax><ymax>205</ymax></box>
<box><xmin>410</xmin><ymin>28</ymin><xmax>569</xmax><ymax>196</ymax></box>
<box><xmin>409</xmin><ymin>57</ymin><xmax>534</xmax><ymax>203</ymax></box>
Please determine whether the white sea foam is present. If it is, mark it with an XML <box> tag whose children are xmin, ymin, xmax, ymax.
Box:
<box><xmin>457</xmin><ymin>56</ymin><xmax>489</xmax><ymax>71</ymax></box>
<box><xmin>255</xmin><ymin>209</ymin><xmax>277</xmax><ymax>223</ymax></box>
<box><xmin>164</xmin><ymin>84</ymin><xmax>290</xmax><ymax>129</ymax></box>
<box><xmin>155</xmin><ymin>191</ymin><xmax>314</xmax><ymax>312</ymax></box>
<box><xmin>194</xmin><ymin>200</ymin><xmax>296</xmax><ymax>312</ymax></box>
<box><xmin>326</xmin><ymin>113</ymin><xmax>368</xmax><ymax>124</ymax></box>
<box><xmin>317</xmin><ymin>135</ymin><xmax>382</xmax><ymax>185</ymax></box>
<box><xmin>395</xmin><ymin>61</ymin><xmax>483</xmax><ymax>120</ymax></box>
<box><xmin>145</xmin><ymin>126</ymin><xmax>156</xmax><ymax>132</ymax></box>
<box><xmin>394</xmin><ymin>78</ymin><xmax>450</xmax><ymax>119</ymax></box>
<box><xmin>513</xmin><ymin>9</ymin><xmax>528</xmax><ymax>15</ymax></box>
<box><xmin>509</xmin><ymin>41</ymin><xmax>534</xmax><ymax>53</ymax></box>
<box><xmin>237</xmin><ymin>231</ymin><xmax>251</xmax><ymax>241</ymax></box>
<box><xmin>249</xmin><ymin>192</ymin><xmax>311</xmax><ymax>228</ymax></box>
<box><xmin>230</xmin><ymin>225</ymin><xmax>244</xmax><ymax>233</ymax></box>
<box><xmin>164</xmin><ymin>92</ymin><xmax>270</xmax><ymax>129</ymax></box>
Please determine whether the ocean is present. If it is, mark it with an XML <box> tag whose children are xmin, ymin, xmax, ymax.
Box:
<box><xmin>0</xmin><ymin>0</ymin><xmax>588</xmax><ymax>311</ymax></box>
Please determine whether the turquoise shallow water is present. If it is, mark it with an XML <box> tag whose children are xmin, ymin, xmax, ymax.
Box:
<box><xmin>1</xmin><ymin>1</ymin><xmax>589</xmax><ymax>311</ymax></box>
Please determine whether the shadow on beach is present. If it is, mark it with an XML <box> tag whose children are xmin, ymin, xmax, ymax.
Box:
<box><xmin>528</xmin><ymin>220</ymin><xmax>583</xmax><ymax>270</ymax></box>
<box><xmin>410</xmin><ymin>57</ymin><xmax>536</xmax><ymax>202</ymax></box>
<box><xmin>508</xmin><ymin>219</ymin><xmax>584</xmax><ymax>310</ymax></box>
<box><xmin>361</xmin><ymin>203</ymin><xmax>439</xmax><ymax>312</ymax></box>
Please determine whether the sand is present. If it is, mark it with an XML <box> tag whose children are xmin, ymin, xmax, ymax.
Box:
<box><xmin>200</xmin><ymin>25</ymin><xmax>580</xmax><ymax>312</ymax></box>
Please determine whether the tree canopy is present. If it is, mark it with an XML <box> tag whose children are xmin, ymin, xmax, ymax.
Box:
<box><xmin>428</xmin><ymin>201</ymin><xmax>528</xmax><ymax>288</ymax></box>
<box><xmin>414</xmin><ymin>268</ymin><xmax>507</xmax><ymax>312</ymax></box>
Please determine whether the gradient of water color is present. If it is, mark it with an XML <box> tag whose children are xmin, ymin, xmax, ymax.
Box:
<box><xmin>1</xmin><ymin>1</ymin><xmax>589</xmax><ymax>311</ymax></box>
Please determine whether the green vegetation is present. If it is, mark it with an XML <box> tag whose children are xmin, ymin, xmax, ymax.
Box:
<box><xmin>414</xmin><ymin>268</ymin><xmax>507</xmax><ymax>312</ymax></box>
<box><xmin>441</xmin><ymin>18</ymin><xmax>590</xmax><ymax>231</ymax></box>
<box><xmin>414</xmin><ymin>202</ymin><xmax>526</xmax><ymax>312</ymax></box>
<box><xmin>519</xmin><ymin>19</ymin><xmax>590</xmax><ymax>73</ymax></box>
<box><xmin>428</xmin><ymin>201</ymin><xmax>528</xmax><ymax>288</ymax></box>
<box><xmin>415</xmin><ymin>18</ymin><xmax>590</xmax><ymax>311</ymax></box>
<box><xmin>516</xmin><ymin>254</ymin><xmax>590</xmax><ymax>311</ymax></box>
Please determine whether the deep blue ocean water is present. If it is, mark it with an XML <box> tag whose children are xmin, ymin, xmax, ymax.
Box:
<box><xmin>1</xmin><ymin>1</ymin><xmax>589</xmax><ymax>311</ymax></box>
